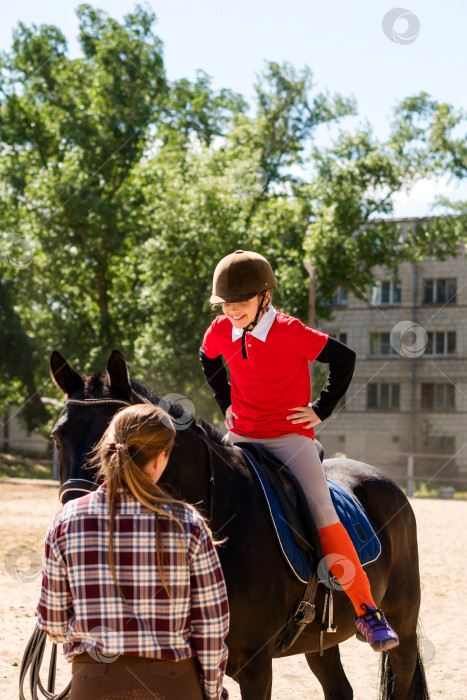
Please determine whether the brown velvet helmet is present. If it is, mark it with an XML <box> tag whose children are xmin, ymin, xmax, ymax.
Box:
<box><xmin>210</xmin><ymin>250</ymin><xmax>278</xmax><ymax>303</ymax></box>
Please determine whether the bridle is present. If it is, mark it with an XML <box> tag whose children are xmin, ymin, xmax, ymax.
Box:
<box><xmin>58</xmin><ymin>398</ymin><xmax>131</xmax><ymax>504</ymax></box>
<box><xmin>21</xmin><ymin>394</ymin><xmax>216</xmax><ymax>699</ymax></box>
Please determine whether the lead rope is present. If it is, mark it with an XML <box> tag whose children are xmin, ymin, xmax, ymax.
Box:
<box><xmin>196</xmin><ymin>423</ymin><xmax>216</xmax><ymax>526</ymax></box>
<box><xmin>19</xmin><ymin>625</ymin><xmax>71</xmax><ymax>700</ymax></box>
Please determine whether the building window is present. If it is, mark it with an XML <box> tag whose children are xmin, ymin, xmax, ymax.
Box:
<box><xmin>330</xmin><ymin>332</ymin><xmax>348</xmax><ymax>345</ymax></box>
<box><xmin>330</xmin><ymin>286</ymin><xmax>348</xmax><ymax>306</ymax></box>
<box><xmin>367</xmin><ymin>383</ymin><xmax>400</xmax><ymax>409</ymax></box>
<box><xmin>423</xmin><ymin>279</ymin><xmax>457</xmax><ymax>304</ymax></box>
<box><xmin>421</xmin><ymin>384</ymin><xmax>455</xmax><ymax>409</ymax></box>
<box><xmin>370</xmin><ymin>280</ymin><xmax>401</xmax><ymax>306</ymax></box>
<box><xmin>369</xmin><ymin>332</ymin><xmax>398</xmax><ymax>356</ymax></box>
<box><xmin>425</xmin><ymin>331</ymin><xmax>456</xmax><ymax>356</ymax></box>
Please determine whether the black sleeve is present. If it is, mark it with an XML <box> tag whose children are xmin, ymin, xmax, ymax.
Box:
<box><xmin>199</xmin><ymin>346</ymin><xmax>232</xmax><ymax>415</ymax></box>
<box><xmin>311</xmin><ymin>336</ymin><xmax>356</xmax><ymax>421</ymax></box>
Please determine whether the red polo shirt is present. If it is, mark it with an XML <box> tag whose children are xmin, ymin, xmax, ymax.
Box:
<box><xmin>202</xmin><ymin>312</ymin><xmax>328</xmax><ymax>439</ymax></box>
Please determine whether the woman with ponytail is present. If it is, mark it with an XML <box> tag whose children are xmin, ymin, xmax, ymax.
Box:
<box><xmin>37</xmin><ymin>404</ymin><xmax>229</xmax><ymax>700</ymax></box>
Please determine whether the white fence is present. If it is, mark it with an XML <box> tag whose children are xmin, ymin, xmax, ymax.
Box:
<box><xmin>335</xmin><ymin>450</ymin><xmax>467</xmax><ymax>496</ymax></box>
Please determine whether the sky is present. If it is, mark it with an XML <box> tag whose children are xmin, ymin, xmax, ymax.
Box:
<box><xmin>1</xmin><ymin>0</ymin><xmax>467</xmax><ymax>216</ymax></box>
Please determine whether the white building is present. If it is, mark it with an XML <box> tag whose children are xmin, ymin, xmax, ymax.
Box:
<box><xmin>315</xmin><ymin>218</ymin><xmax>467</xmax><ymax>487</ymax></box>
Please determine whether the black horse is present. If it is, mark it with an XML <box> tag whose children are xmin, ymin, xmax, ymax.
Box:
<box><xmin>48</xmin><ymin>349</ymin><xmax>429</xmax><ymax>700</ymax></box>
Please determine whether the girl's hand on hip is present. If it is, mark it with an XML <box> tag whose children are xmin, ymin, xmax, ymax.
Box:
<box><xmin>225</xmin><ymin>405</ymin><xmax>238</xmax><ymax>431</ymax></box>
<box><xmin>287</xmin><ymin>405</ymin><xmax>322</xmax><ymax>430</ymax></box>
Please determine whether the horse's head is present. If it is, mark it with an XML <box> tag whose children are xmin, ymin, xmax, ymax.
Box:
<box><xmin>50</xmin><ymin>349</ymin><xmax>215</xmax><ymax>515</ymax></box>
<box><xmin>50</xmin><ymin>349</ymin><xmax>137</xmax><ymax>502</ymax></box>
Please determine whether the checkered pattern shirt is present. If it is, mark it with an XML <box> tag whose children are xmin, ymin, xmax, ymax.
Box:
<box><xmin>37</xmin><ymin>484</ymin><xmax>229</xmax><ymax>700</ymax></box>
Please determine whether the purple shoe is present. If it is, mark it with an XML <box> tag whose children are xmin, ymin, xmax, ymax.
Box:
<box><xmin>355</xmin><ymin>604</ymin><xmax>399</xmax><ymax>652</ymax></box>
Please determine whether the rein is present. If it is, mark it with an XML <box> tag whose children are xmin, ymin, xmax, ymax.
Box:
<box><xmin>195</xmin><ymin>422</ymin><xmax>216</xmax><ymax>525</ymax></box>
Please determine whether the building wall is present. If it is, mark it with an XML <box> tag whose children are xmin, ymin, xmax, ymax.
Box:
<box><xmin>315</xmin><ymin>222</ymin><xmax>467</xmax><ymax>484</ymax></box>
<box><xmin>1</xmin><ymin>407</ymin><xmax>50</xmax><ymax>458</ymax></box>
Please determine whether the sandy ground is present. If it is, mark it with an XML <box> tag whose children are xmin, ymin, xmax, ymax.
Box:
<box><xmin>0</xmin><ymin>479</ymin><xmax>465</xmax><ymax>699</ymax></box>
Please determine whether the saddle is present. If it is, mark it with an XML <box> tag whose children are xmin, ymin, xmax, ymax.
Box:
<box><xmin>235</xmin><ymin>440</ymin><xmax>324</xmax><ymax>566</ymax></box>
<box><xmin>237</xmin><ymin>439</ymin><xmax>381</xmax><ymax>573</ymax></box>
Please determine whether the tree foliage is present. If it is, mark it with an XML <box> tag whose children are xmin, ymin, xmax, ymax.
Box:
<box><xmin>0</xmin><ymin>6</ymin><xmax>465</xmax><ymax>430</ymax></box>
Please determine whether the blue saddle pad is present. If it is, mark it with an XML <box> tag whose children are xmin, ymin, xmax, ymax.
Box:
<box><xmin>242</xmin><ymin>451</ymin><xmax>381</xmax><ymax>584</ymax></box>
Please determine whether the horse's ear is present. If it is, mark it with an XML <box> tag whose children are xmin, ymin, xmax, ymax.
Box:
<box><xmin>106</xmin><ymin>349</ymin><xmax>131</xmax><ymax>398</ymax></box>
<box><xmin>50</xmin><ymin>351</ymin><xmax>84</xmax><ymax>396</ymax></box>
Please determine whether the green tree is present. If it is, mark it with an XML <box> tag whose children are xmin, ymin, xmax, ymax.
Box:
<box><xmin>387</xmin><ymin>92</ymin><xmax>467</xmax><ymax>253</ymax></box>
<box><xmin>1</xmin><ymin>7</ymin><xmax>464</xmax><ymax>432</ymax></box>
<box><xmin>0</xmin><ymin>4</ymin><xmax>170</xmax><ymax>425</ymax></box>
<box><xmin>0</xmin><ymin>6</ymin><xmax>253</xmax><ymax>426</ymax></box>
<box><xmin>130</xmin><ymin>61</ymin><xmax>356</xmax><ymax>421</ymax></box>
<box><xmin>305</xmin><ymin>97</ymin><xmax>466</xmax><ymax>316</ymax></box>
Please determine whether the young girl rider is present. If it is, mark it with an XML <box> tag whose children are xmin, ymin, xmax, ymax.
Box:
<box><xmin>200</xmin><ymin>249</ymin><xmax>399</xmax><ymax>652</ymax></box>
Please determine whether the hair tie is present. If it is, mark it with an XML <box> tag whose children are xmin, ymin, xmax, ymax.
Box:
<box><xmin>115</xmin><ymin>442</ymin><xmax>126</xmax><ymax>451</ymax></box>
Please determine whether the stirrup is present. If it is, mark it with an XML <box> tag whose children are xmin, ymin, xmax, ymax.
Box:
<box><xmin>319</xmin><ymin>588</ymin><xmax>337</xmax><ymax>655</ymax></box>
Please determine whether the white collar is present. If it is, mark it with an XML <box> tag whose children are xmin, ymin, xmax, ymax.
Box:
<box><xmin>232</xmin><ymin>305</ymin><xmax>277</xmax><ymax>343</ymax></box>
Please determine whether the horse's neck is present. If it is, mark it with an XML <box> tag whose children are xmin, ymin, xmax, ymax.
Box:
<box><xmin>130</xmin><ymin>384</ymin><xmax>153</xmax><ymax>404</ymax></box>
<box><xmin>208</xmin><ymin>438</ymin><xmax>253</xmax><ymax>491</ymax></box>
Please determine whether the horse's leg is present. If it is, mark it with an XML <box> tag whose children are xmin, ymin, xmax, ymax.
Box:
<box><xmin>376</xmin><ymin>530</ymin><xmax>429</xmax><ymax>699</ymax></box>
<box><xmin>234</xmin><ymin>648</ymin><xmax>273</xmax><ymax>700</ymax></box>
<box><xmin>304</xmin><ymin>646</ymin><xmax>353</xmax><ymax>700</ymax></box>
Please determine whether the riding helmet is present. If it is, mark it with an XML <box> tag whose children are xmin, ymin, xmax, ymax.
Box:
<box><xmin>210</xmin><ymin>250</ymin><xmax>278</xmax><ymax>303</ymax></box>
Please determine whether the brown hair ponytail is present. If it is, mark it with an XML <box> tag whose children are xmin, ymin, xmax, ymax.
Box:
<box><xmin>91</xmin><ymin>404</ymin><xmax>184</xmax><ymax>599</ymax></box>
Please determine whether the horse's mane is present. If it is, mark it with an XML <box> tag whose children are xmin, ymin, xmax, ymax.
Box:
<box><xmin>130</xmin><ymin>379</ymin><xmax>173</xmax><ymax>409</ymax></box>
<box><xmin>197</xmin><ymin>418</ymin><xmax>226</xmax><ymax>446</ymax></box>
<box><xmin>83</xmin><ymin>372</ymin><xmax>227</xmax><ymax>447</ymax></box>
<box><xmin>130</xmin><ymin>379</ymin><xmax>227</xmax><ymax>447</ymax></box>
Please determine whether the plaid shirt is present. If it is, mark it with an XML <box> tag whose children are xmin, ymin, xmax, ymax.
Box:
<box><xmin>37</xmin><ymin>484</ymin><xmax>229</xmax><ymax>700</ymax></box>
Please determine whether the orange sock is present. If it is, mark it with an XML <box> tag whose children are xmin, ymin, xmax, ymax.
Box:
<box><xmin>318</xmin><ymin>522</ymin><xmax>376</xmax><ymax>616</ymax></box>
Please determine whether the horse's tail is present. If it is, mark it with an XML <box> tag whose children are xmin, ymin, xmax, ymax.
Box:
<box><xmin>377</xmin><ymin>622</ymin><xmax>430</xmax><ymax>700</ymax></box>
